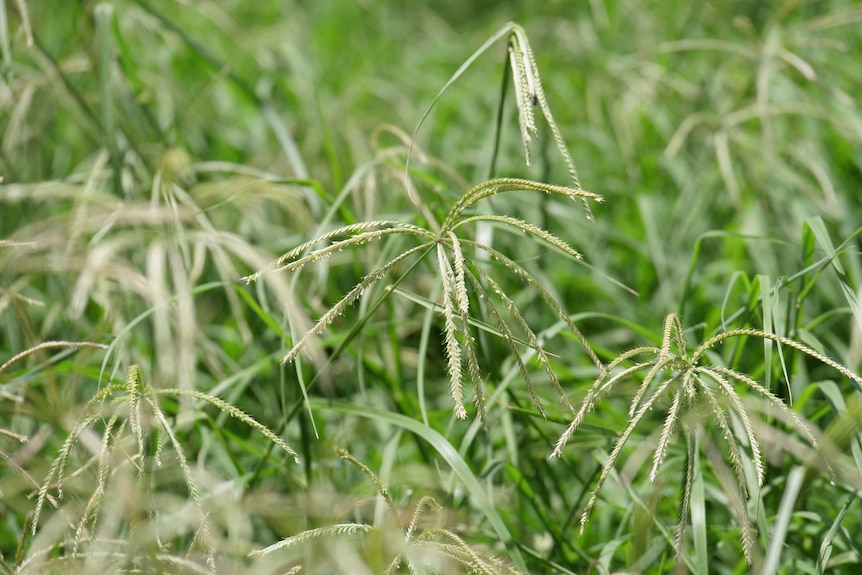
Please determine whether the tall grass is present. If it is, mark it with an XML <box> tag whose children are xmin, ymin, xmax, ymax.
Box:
<box><xmin>2</xmin><ymin>1</ymin><xmax>862</xmax><ymax>573</ymax></box>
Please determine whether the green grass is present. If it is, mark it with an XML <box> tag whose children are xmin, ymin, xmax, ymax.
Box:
<box><xmin>3</xmin><ymin>1</ymin><xmax>862</xmax><ymax>573</ymax></box>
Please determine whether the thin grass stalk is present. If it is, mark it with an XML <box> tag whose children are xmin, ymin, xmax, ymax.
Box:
<box><xmin>707</xmin><ymin>366</ymin><xmax>821</xmax><ymax>453</ymax></box>
<box><xmin>674</xmin><ymin>430</ymin><xmax>697</xmax><ymax>565</ymax></box>
<box><xmin>650</xmin><ymin>387</ymin><xmax>685</xmax><ymax>482</ymax></box>
<box><xmin>245</xmin><ymin>228</ymin><xmax>432</xmax><ymax>281</ymax></box>
<box><xmin>442</xmin><ymin>178</ymin><xmax>601</xmax><ymax>232</ymax></box>
<box><xmin>415</xmin><ymin>528</ymin><xmax>498</xmax><ymax>574</ymax></box>
<box><xmin>145</xmin><ymin>396</ymin><xmax>215</xmax><ymax>571</ymax></box>
<box><xmin>703</xmin><ymin>437</ymin><xmax>757</xmax><ymax>563</ymax></box>
<box><xmin>248</xmin><ymin>524</ymin><xmax>373</xmax><ymax>557</ymax></box>
<box><xmin>627</xmin><ymin>356</ymin><xmax>676</xmax><ymax>418</ymax></box>
<box><xmin>695</xmin><ymin>380</ymin><xmax>753</xmax><ymax>500</ymax></box>
<box><xmin>159</xmin><ymin>388</ymin><xmax>300</xmax><ymax>463</ymax></box>
<box><xmin>337</xmin><ymin>448</ymin><xmax>401</xmax><ymax>528</ymax></box>
<box><xmin>459</xmin><ymin>239</ymin><xmax>602</xmax><ymax>369</ymax></box>
<box><xmin>271</xmin><ymin>221</ymin><xmax>434</xmax><ymax>267</ymax></box>
<box><xmin>75</xmin><ymin>414</ymin><xmax>122</xmax><ymax>549</ymax></box>
<box><xmin>248</xmin><ymin>247</ymin><xmax>436</xmax><ymax>486</ymax></box>
<box><xmin>0</xmin><ymin>341</ymin><xmax>108</xmax><ymax>375</ymax></box>
<box><xmin>405</xmin><ymin>496</ymin><xmax>442</xmax><ymax>541</ymax></box>
<box><xmin>33</xmin><ymin>411</ymin><xmax>106</xmax><ymax>531</ymax></box>
<box><xmin>693</xmin><ymin>328</ymin><xmax>862</xmax><ymax>391</ymax></box>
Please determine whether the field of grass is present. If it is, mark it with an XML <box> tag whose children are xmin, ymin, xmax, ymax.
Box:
<box><xmin>2</xmin><ymin>1</ymin><xmax>862</xmax><ymax>573</ymax></box>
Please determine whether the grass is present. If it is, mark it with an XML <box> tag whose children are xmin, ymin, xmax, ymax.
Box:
<box><xmin>2</xmin><ymin>1</ymin><xmax>862</xmax><ymax>573</ymax></box>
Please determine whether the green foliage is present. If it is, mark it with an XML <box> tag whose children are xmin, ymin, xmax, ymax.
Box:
<box><xmin>3</xmin><ymin>1</ymin><xmax>862</xmax><ymax>574</ymax></box>
<box><xmin>249</xmin><ymin>447</ymin><xmax>523</xmax><ymax>574</ymax></box>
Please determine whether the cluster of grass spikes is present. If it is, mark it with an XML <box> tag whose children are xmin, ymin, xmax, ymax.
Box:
<box><xmin>17</xmin><ymin>364</ymin><xmax>299</xmax><ymax>573</ymax></box>
<box><xmin>551</xmin><ymin>312</ymin><xmax>862</xmax><ymax>564</ymax></box>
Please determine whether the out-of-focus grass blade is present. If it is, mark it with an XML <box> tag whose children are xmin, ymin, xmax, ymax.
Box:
<box><xmin>680</xmin><ymin>230</ymin><xmax>794</xmax><ymax>320</ymax></box>
<box><xmin>129</xmin><ymin>0</ymin><xmax>318</xmax><ymax>212</ymax></box>
<box><xmin>816</xmin><ymin>492</ymin><xmax>857</xmax><ymax>575</ymax></box>
<box><xmin>763</xmin><ymin>466</ymin><xmax>804</xmax><ymax>575</ymax></box>
<box><xmin>807</xmin><ymin>217</ymin><xmax>845</xmax><ymax>274</ymax></box>
<box><xmin>374</xmin><ymin>429</ymin><xmax>403</xmax><ymax>528</ymax></box>
<box><xmin>798</xmin><ymin>381</ymin><xmax>862</xmax><ymax>506</ymax></box>
<box><xmin>95</xmin><ymin>2</ymin><xmax>122</xmax><ymax>197</ymax></box>
<box><xmin>611</xmin><ymin>457</ymin><xmax>699</xmax><ymax>573</ymax></box>
<box><xmin>597</xmin><ymin>537</ymin><xmax>624</xmax><ymax>573</ymax></box>
<box><xmin>518</xmin><ymin>545</ymin><xmax>580</xmax><ymax>575</ymax></box>
<box><xmin>807</xmin><ymin>217</ymin><xmax>862</xmax><ymax>345</ymax></box>
<box><xmin>759</xmin><ymin>275</ymin><xmax>774</xmax><ymax>393</ymax></box>
<box><xmin>99</xmin><ymin>281</ymin><xmax>226</xmax><ymax>385</ymax></box>
<box><xmin>506</xmin><ymin>463</ymin><xmax>577</xmax><ymax>565</ymax></box>
<box><xmin>691</xmin><ymin>434</ymin><xmax>708</xmax><ymax>575</ymax></box>
<box><xmin>233</xmin><ymin>283</ymin><xmax>320</xmax><ymax>446</ymax></box>
<box><xmin>233</xmin><ymin>284</ymin><xmax>284</xmax><ymax>338</ymax></box>
<box><xmin>0</xmin><ymin>0</ymin><xmax>10</xmax><ymax>69</ymax></box>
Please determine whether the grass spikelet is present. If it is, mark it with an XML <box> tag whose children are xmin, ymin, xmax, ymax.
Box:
<box><xmin>406</xmin><ymin>496</ymin><xmax>443</xmax><ymax>540</ymax></box>
<box><xmin>245</xmin><ymin>229</ymin><xmax>427</xmax><ymax>281</ymax></box>
<box><xmin>0</xmin><ymin>341</ymin><xmax>108</xmax><ymax>375</ymax></box>
<box><xmin>463</xmin><ymin>267</ymin><xmax>546</xmax><ymax>417</ymax></box>
<box><xmin>467</xmin><ymin>263</ymin><xmax>572</xmax><ymax>413</ymax></box>
<box><xmin>248</xmin><ymin>524</ymin><xmax>374</xmax><ymax>557</ymax></box>
<box><xmin>144</xmin><ymin>394</ymin><xmax>216</xmax><ymax>571</ymax></box>
<box><xmin>442</xmin><ymin>178</ymin><xmax>602</xmax><ymax>231</ymax></box>
<box><xmin>438</xmin><ymin>243</ymin><xmax>467</xmax><ymax>419</ymax></box>
<box><xmin>508</xmin><ymin>24</ymin><xmax>593</xmax><ymax>220</ymax></box>
<box><xmin>337</xmin><ymin>447</ymin><xmax>399</xmax><ymax>521</ymax></box>
<box><xmin>650</xmin><ymin>386</ymin><xmax>685</xmax><ymax>483</ymax></box>
<box><xmin>160</xmin><ymin>388</ymin><xmax>302</xmax><ymax>464</ymax></box>
<box><xmin>455</xmin><ymin>214</ymin><xmax>583</xmax><ymax>260</ymax></box>
<box><xmin>447</xmin><ymin>233</ymin><xmax>487</xmax><ymax>423</ymax></box>
<box><xmin>577</xmin><ymin>373</ymin><xmax>678</xmax><ymax>534</ymax></box>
